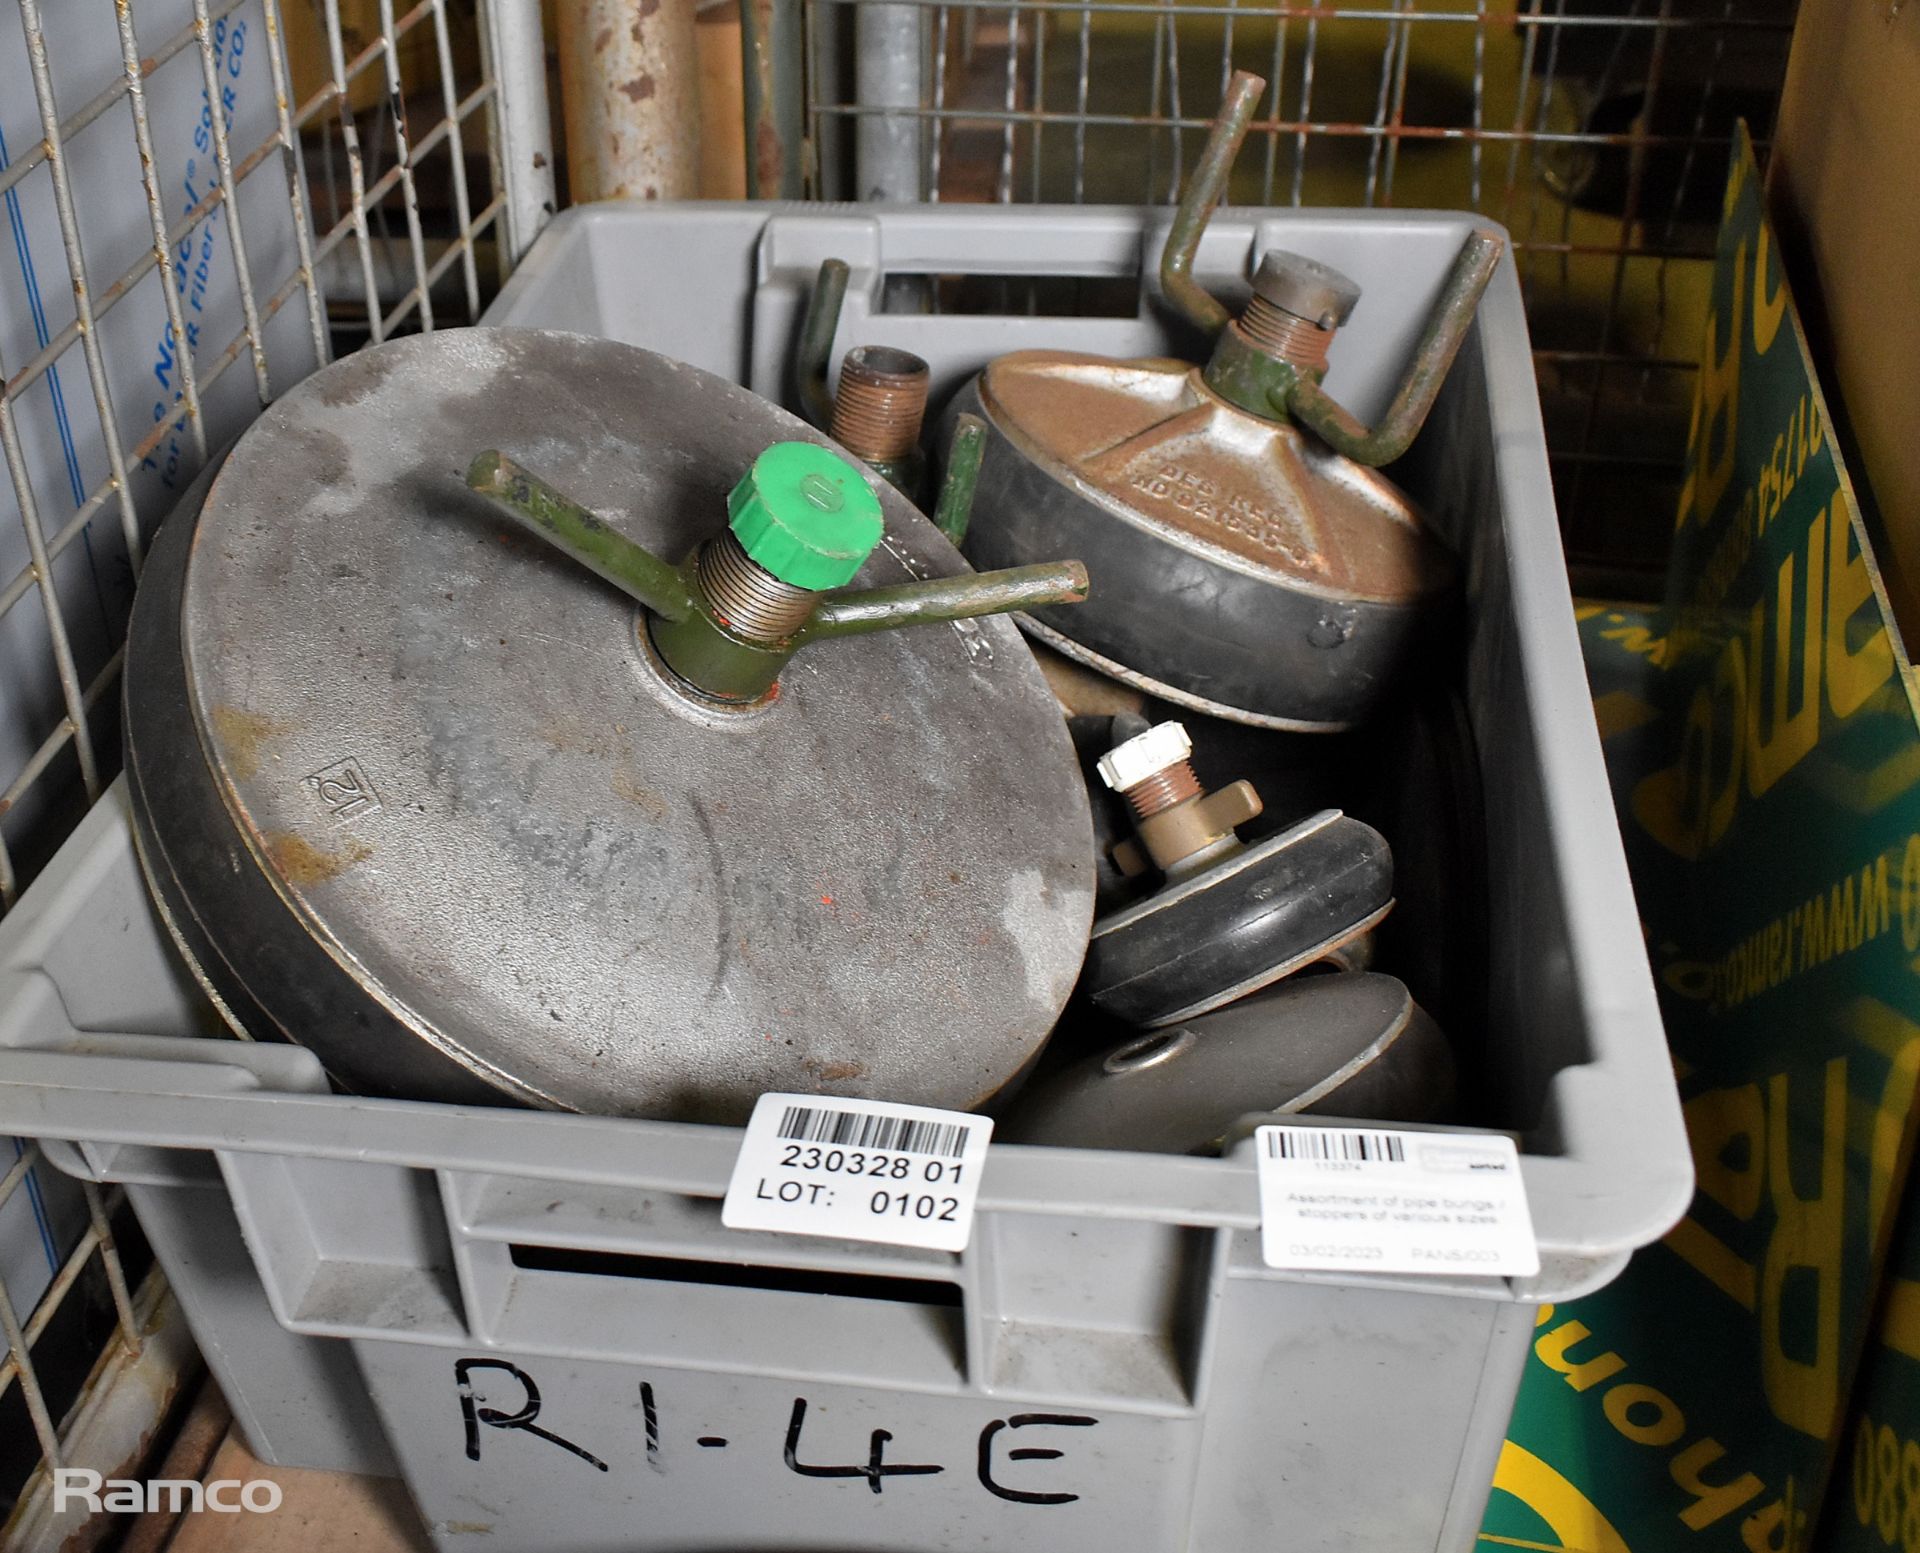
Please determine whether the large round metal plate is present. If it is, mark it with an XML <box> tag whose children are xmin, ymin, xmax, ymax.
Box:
<box><xmin>156</xmin><ymin>329</ymin><xmax>1094</xmax><ymax>1119</ymax></box>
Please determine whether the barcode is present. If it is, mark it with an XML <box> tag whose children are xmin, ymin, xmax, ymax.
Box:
<box><xmin>777</xmin><ymin>1105</ymin><xmax>970</xmax><ymax>1159</ymax></box>
<box><xmin>1264</xmin><ymin>1129</ymin><xmax>1406</xmax><ymax>1164</ymax></box>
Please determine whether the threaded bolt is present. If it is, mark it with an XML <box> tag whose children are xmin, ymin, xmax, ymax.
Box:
<box><xmin>1121</xmin><ymin>761</ymin><xmax>1204</xmax><ymax>820</ymax></box>
<box><xmin>698</xmin><ymin>528</ymin><xmax>819</xmax><ymax>642</ymax></box>
<box><xmin>1237</xmin><ymin>249</ymin><xmax>1362</xmax><ymax>372</ymax></box>
<box><xmin>831</xmin><ymin>346</ymin><xmax>930</xmax><ymax>463</ymax></box>
<box><xmin>1097</xmin><ymin>720</ymin><xmax>1202</xmax><ymax>817</ymax></box>
<box><xmin>1238</xmin><ymin>294</ymin><xmax>1334</xmax><ymax>372</ymax></box>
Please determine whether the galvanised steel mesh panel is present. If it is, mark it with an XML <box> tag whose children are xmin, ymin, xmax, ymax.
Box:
<box><xmin>0</xmin><ymin>2</ymin><xmax>549</xmax><ymax>1537</ymax></box>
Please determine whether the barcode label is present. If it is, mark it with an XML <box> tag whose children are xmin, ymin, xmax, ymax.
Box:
<box><xmin>776</xmin><ymin>1104</ymin><xmax>969</xmax><ymax>1159</ymax></box>
<box><xmin>722</xmin><ymin>1094</ymin><xmax>992</xmax><ymax>1252</ymax></box>
<box><xmin>1263</xmin><ymin>1129</ymin><xmax>1405</xmax><ymax>1164</ymax></box>
<box><xmin>1254</xmin><ymin>1126</ymin><xmax>1539</xmax><ymax>1278</ymax></box>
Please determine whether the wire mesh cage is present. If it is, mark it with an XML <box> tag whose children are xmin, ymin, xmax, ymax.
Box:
<box><xmin>0</xmin><ymin>1151</ymin><xmax>148</xmax><ymax>1539</ymax></box>
<box><xmin>0</xmin><ymin>0</ymin><xmax>550</xmax><ymax>916</ymax></box>
<box><xmin>0</xmin><ymin>3</ymin><xmax>549</xmax><ymax>1539</ymax></box>
<box><xmin>800</xmin><ymin>0</ymin><xmax>1798</xmax><ymax>588</ymax></box>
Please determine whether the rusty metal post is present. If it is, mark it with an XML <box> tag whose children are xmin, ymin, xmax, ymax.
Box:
<box><xmin>479</xmin><ymin>0</ymin><xmax>561</xmax><ymax>257</ymax></box>
<box><xmin>740</xmin><ymin>0</ymin><xmax>805</xmax><ymax>197</ymax></box>
<box><xmin>557</xmin><ymin>0</ymin><xmax>702</xmax><ymax>202</ymax></box>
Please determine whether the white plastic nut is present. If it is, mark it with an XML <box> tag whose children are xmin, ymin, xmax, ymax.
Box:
<box><xmin>1096</xmin><ymin>720</ymin><xmax>1193</xmax><ymax>792</ymax></box>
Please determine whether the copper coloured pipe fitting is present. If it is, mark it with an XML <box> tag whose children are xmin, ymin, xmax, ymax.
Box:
<box><xmin>831</xmin><ymin>346</ymin><xmax>930</xmax><ymax>463</ymax></box>
<box><xmin>1237</xmin><ymin>298</ymin><xmax>1334</xmax><ymax>372</ymax></box>
<box><xmin>1122</xmin><ymin>762</ymin><xmax>1205</xmax><ymax>820</ymax></box>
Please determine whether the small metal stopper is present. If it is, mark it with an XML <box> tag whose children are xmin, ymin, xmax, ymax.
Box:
<box><xmin>1098</xmin><ymin>719</ymin><xmax>1264</xmax><ymax>877</ymax></box>
<box><xmin>831</xmin><ymin>346</ymin><xmax>931</xmax><ymax>463</ymax></box>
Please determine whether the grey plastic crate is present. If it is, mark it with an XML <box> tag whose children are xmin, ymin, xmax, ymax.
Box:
<box><xmin>0</xmin><ymin>202</ymin><xmax>1689</xmax><ymax>1551</ymax></box>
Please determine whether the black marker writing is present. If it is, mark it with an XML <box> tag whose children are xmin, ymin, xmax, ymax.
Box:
<box><xmin>977</xmin><ymin>1413</ymin><xmax>1097</xmax><ymax>1505</ymax></box>
<box><xmin>454</xmin><ymin>1359</ymin><xmax>607</xmax><ymax>1472</ymax></box>
<box><xmin>640</xmin><ymin>1381</ymin><xmax>662</xmax><ymax>1472</ymax></box>
<box><xmin>783</xmin><ymin>1398</ymin><xmax>943</xmax><ymax>1495</ymax></box>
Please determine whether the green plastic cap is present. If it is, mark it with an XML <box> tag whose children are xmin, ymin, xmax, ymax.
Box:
<box><xmin>726</xmin><ymin>442</ymin><xmax>885</xmax><ymax>591</ymax></box>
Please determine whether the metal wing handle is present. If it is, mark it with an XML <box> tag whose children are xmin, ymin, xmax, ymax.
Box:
<box><xmin>795</xmin><ymin>257</ymin><xmax>851</xmax><ymax>430</ymax></box>
<box><xmin>1160</xmin><ymin>70</ymin><xmax>1265</xmax><ymax>339</ymax></box>
<box><xmin>1281</xmin><ymin>231</ymin><xmax>1505</xmax><ymax>467</ymax></box>
<box><xmin>467</xmin><ymin>448</ymin><xmax>1085</xmax><ymax>703</ymax></box>
<box><xmin>1159</xmin><ymin>69</ymin><xmax>1506</xmax><ymax>467</ymax></box>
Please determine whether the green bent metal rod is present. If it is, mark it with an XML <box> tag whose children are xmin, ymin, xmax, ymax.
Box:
<box><xmin>466</xmin><ymin>450</ymin><xmax>699</xmax><ymax>623</ymax></box>
<box><xmin>933</xmin><ymin>414</ymin><xmax>988</xmax><ymax>548</ymax></box>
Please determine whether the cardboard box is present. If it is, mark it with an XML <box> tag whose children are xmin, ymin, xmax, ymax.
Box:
<box><xmin>1768</xmin><ymin>0</ymin><xmax>1920</xmax><ymax>646</ymax></box>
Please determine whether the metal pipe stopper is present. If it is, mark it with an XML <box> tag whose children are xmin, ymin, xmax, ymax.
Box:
<box><xmin>472</xmin><ymin>438</ymin><xmax>1088</xmax><ymax>704</ymax></box>
<box><xmin>1096</xmin><ymin>717</ymin><xmax>1262</xmax><ymax>878</ymax></box>
<box><xmin>128</xmin><ymin>329</ymin><xmax>1100</xmax><ymax>1121</ymax></box>
<box><xmin>1250</xmin><ymin>250</ymin><xmax>1362</xmax><ymax>330</ymax></box>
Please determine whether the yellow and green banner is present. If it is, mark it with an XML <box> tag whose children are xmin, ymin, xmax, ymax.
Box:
<box><xmin>1480</xmin><ymin>130</ymin><xmax>1920</xmax><ymax>1552</ymax></box>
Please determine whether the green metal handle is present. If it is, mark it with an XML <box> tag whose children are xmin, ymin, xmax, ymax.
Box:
<box><xmin>466</xmin><ymin>451</ymin><xmax>696</xmax><ymax>622</ymax></box>
<box><xmin>1160</xmin><ymin>70</ymin><xmax>1265</xmax><ymax>339</ymax></box>
<box><xmin>796</xmin><ymin>258</ymin><xmax>850</xmax><ymax>429</ymax></box>
<box><xmin>1280</xmin><ymin>229</ymin><xmax>1505</xmax><ymax>467</ymax></box>
<box><xmin>1161</xmin><ymin>72</ymin><xmax>1501</xmax><ymax>466</ymax></box>
<box><xmin>932</xmin><ymin>413</ymin><xmax>987</xmax><ymax>546</ymax></box>
<box><xmin>808</xmin><ymin>561</ymin><xmax>1089</xmax><ymax>640</ymax></box>
<box><xmin>468</xmin><ymin>447</ymin><xmax>1088</xmax><ymax>703</ymax></box>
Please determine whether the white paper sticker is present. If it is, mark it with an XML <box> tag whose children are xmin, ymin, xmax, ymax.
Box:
<box><xmin>721</xmin><ymin>1095</ymin><xmax>993</xmax><ymax>1252</ymax></box>
<box><xmin>1254</xmin><ymin>1125</ymin><xmax>1540</xmax><ymax>1277</ymax></box>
